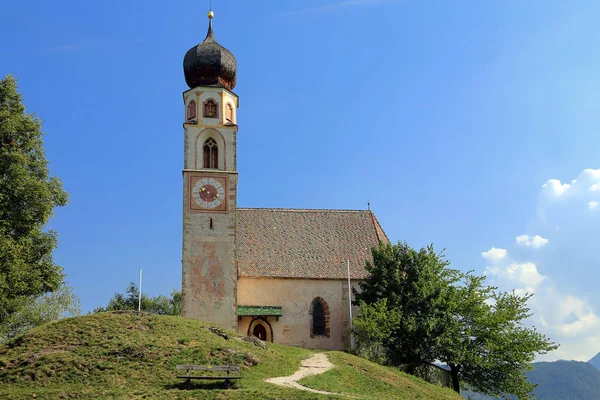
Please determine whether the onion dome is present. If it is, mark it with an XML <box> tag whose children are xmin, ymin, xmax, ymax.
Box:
<box><xmin>183</xmin><ymin>11</ymin><xmax>237</xmax><ymax>91</ymax></box>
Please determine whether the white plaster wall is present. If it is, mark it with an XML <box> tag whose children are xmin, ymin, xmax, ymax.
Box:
<box><xmin>237</xmin><ymin>278</ymin><xmax>362</xmax><ymax>350</ymax></box>
<box><xmin>182</xmin><ymin>88</ymin><xmax>238</xmax><ymax>172</ymax></box>
<box><xmin>183</xmin><ymin>87</ymin><xmax>238</xmax><ymax>126</ymax></box>
<box><xmin>183</xmin><ymin>126</ymin><xmax>236</xmax><ymax>171</ymax></box>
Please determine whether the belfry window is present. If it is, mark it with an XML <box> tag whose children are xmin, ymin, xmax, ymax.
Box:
<box><xmin>187</xmin><ymin>100</ymin><xmax>196</xmax><ymax>121</ymax></box>
<box><xmin>204</xmin><ymin>99</ymin><xmax>218</xmax><ymax>118</ymax></box>
<box><xmin>203</xmin><ymin>138</ymin><xmax>218</xmax><ymax>169</ymax></box>
<box><xmin>226</xmin><ymin>103</ymin><xmax>233</xmax><ymax>122</ymax></box>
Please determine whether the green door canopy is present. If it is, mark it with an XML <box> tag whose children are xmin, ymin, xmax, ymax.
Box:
<box><xmin>237</xmin><ymin>305</ymin><xmax>283</xmax><ymax>317</ymax></box>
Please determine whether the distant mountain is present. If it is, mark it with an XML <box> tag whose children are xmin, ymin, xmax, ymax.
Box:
<box><xmin>461</xmin><ymin>359</ymin><xmax>600</xmax><ymax>400</ymax></box>
<box><xmin>528</xmin><ymin>360</ymin><xmax>600</xmax><ymax>400</ymax></box>
<box><xmin>588</xmin><ymin>352</ymin><xmax>600</xmax><ymax>371</ymax></box>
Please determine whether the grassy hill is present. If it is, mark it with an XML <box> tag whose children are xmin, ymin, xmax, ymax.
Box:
<box><xmin>0</xmin><ymin>311</ymin><xmax>461</xmax><ymax>399</ymax></box>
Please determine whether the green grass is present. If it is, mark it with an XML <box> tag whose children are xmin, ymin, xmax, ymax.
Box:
<box><xmin>299</xmin><ymin>351</ymin><xmax>459</xmax><ymax>399</ymax></box>
<box><xmin>0</xmin><ymin>311</ymin><xmax>462</xmax><ymax>399</ymax></box>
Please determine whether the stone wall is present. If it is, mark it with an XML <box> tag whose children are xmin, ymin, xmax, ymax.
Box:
<box><xmin>181</xmin><ymin>171</ymin><xmax>238</xmax><ymax>330</ymax></box>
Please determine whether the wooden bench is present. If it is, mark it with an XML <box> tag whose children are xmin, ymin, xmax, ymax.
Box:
<box><xmin>176</xmin><ymin>364</ymin><xmax>241</xmax><ymax>388</ymax></box>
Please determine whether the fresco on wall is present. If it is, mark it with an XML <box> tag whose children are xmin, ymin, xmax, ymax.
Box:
<box><xmin>189</xmin><ymin>241</ymin><xmax>225</xmax><ymax>300</ymax></box>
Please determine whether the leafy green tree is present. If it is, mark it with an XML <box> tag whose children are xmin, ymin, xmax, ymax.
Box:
<box><xmin>438</xmin><ymin>276</ymin><xmax>558</xmax><ymax>398</ymax></box>
<box><xmin>353</xmin><ymin>241</ymin><xmax>558</xmax><ymax>399</ymax></box>
<box><xmin>352</xmin><ymin>298</ymin><xmax>401</xmax><ymax>365</ymax></box>
<box><xmin>0</xmin><ymin>75</ymin><xmax>69</xmax><ymax>328</ymax></box>
<box><xmin>0</xmin><ymin>285</ymin><xmax>80</xmax><ymax>342</ymax></box>
<box><xmin>94</xmin><ymin>282</ymin><xmax>181</xmax><ymax>316</ymax></box>
<box><xmin>354</xmin><ymin>241</ymin><xmax>462</xmax><ymax>373</ymax></box>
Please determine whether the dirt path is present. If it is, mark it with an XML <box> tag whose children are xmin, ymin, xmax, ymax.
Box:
<box><xmin>265</xmin><ymin>353</ymin><xmax>343</xmax><ymax>396</ymax></box>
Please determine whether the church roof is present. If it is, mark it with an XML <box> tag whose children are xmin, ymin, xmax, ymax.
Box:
<box><xmin>236</xmin><ymin>208</ymin><xmax>389</xmax><ymax>279</ymax></box>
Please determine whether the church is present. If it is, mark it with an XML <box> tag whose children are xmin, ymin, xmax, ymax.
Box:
<box><xmin>180</xmin><ymin>11</ymin><xmax>389</xmax><ymax>351</ymax></box>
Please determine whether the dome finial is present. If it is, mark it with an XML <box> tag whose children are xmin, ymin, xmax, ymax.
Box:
<box><xmin>184</xmin><ymin>5</ymin><xmax>237</xmax><ymax>90</ymax></box>
<box><xmin>205</xmin><ymin>9</ymin><xmax>215</xmax><ymax>40</ymax></box>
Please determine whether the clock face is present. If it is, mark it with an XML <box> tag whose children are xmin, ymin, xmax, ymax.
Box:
<box><xmin>189</xmin><ymin>175</ymin><xmax>227</xmax><ymax>212</ymax></box>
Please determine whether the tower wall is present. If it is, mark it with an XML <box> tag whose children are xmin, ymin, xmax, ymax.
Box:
<box><xmin>181</xmin><ymin>86</ymin><xmax>239</xmax><ymax>330</ymax></box>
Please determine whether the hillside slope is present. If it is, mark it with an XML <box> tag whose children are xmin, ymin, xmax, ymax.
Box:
<box><xmin>0</xmin><ymin>312</ymin><xmax>461</xmax><ymax>399</ymax></box>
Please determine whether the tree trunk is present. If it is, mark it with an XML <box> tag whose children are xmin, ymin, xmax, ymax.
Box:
<box><xmin>449</xmin><ymin>363</ymin><xmax>461</xmax><ymax>394</ymax></box>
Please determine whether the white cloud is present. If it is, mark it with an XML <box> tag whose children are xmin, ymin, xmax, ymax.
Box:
<box><xmin>516</xmin><ymin>235</ymin><xmax>549</xmax><ymax>248</ymax></box>
<box><xmin>487</xmin><ymin>262</ymin><xmax>545</xmax><ymax>292</ymax></box>
<box><xmin>484</xmin><ymin>167</ymin><xmax>600</xmax><ymax>361</ymax></box>
<box><xmin>582</xmin><ymin>168</ymin><xmax>600</xmax><ymax>180</ymax></box>
<box><xmin>486</xmin><ymin>260</ymin><xmax>599</xmax><ymax>342</ymax></box>
<box><xmin>541</xmin><ymin>169</ymin><xmax>600</xmax><ymax>198</ymax></box>
<box><xmin>538</xmin><ymin>334</ymin><xmax>600</xmax><ymax>362</ymax></box>
<box><xmin>539</xmin><ymin>292</ymin><xmax>599</xmax><ymax>337</ymax></box>
<box><xmin>481</xmin><ymin>247</ymin><xmax>507</xmax><ymax>262</ymax></box>
<box><xmin>508</xmin><ymin>262</ymin><xmax>546</xmax><ymax>288</ymax></box>
<box><xmin>542</xmin><ymin>179</ymin><xmax>571</xmax><ymax>196</ymax></box>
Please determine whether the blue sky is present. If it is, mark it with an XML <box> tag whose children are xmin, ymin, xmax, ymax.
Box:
<box><xmin>2</xmin><ymin>0</ymin><xmax>600</xmax><ymax>361</ymax></box>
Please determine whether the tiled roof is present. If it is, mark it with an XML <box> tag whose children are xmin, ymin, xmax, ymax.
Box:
<box><xmin>236</xmin><ymin>208</ymin><xmax>388</xmax><ymax>279</ymax></box>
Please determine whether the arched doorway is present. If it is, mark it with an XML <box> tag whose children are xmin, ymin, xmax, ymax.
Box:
<box><xmin>253</xmin><ymin>324</ymin><xmax>267</xmax><ymax>341</ymax></box>
<box><xmin>247</xmin><ymin>317</ymin><xmax>274</xmax><ymax>342</ymax></box>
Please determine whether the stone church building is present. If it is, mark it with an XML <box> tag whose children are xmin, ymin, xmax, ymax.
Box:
<box><xmin>181</xmin><ymin>12</ymin><xmax>388</xmax><ymax>350</ymax></box>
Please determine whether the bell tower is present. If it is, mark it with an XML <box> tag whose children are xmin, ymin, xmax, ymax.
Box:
<box><xmin>181</xmin><ymin>10</ymin><xmax>239</xmax><ymax>329</ymax></box>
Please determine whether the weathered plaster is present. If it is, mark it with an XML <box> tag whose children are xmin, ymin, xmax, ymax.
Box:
<box><xmin>237</xmin><ymin>278</ymin><xmax>361</xmax><ymax>350</ymax></box>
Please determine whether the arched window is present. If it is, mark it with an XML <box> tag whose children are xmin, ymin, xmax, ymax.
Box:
<box><xmin>203</xmin><ymin>99</ymin><xmax>218</xmax><ymax>118</ymax></box>
<box><xmin>187</xmin><ymin>100</ymin><xmax>196</xmax><ymax>121</ymax></box>
<box><xmin>313</xmin><ymin>302</ymin><xmax>325</xmax><ymax>336</ymax></box>
<box><xmin>310</xmin><ymin>297</ymin><xmax>330</xmax><ymax>338</ymax></box>
<box><xmin>203</xmin><ymin>138</ymin><xmax>218</xmax><ymax>169</ymax></box>
<box><xmin>226</xmin><ymin>103</ymin><xmax>233</xmax><ymax>122</ymax></box>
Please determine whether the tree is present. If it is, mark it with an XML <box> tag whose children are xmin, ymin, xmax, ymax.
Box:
<box><xmin>353</xmin><ymin>241</ymin><xmax>558</xmax><ymax>399</ymax></box>
<box><xmin>354</xmin><ymin>241</ymin><xmax>463</xmax><ymax>373</ymax></box>
<box><xmin>94</xmin><ymin>282</ymin><xmax>182</xmax><ymax>316</ymax></box>
<box><xmin>0</xmin><ymin>284</ymin><xmax>80</xmax><ymax>343</ymax></box>
<box><xmin>352</xmin><ymin>298</ymin><xmax>401</xmax><ymax>365</ymax></box>
<box><xmin>0</xmin><ymin>75</ymin><xmax>69</xmax><ymax>328</ymax></box>
<box><xmin>438</xmin><ymin>276</ymin><xmax>558</xmax><ymax>398</ymax></box>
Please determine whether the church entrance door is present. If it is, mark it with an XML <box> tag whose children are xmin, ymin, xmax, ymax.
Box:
<box><xmin>253</xmin><ymin>324</ymin><xmax>267</xmax><ymax>340</ymax></box>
